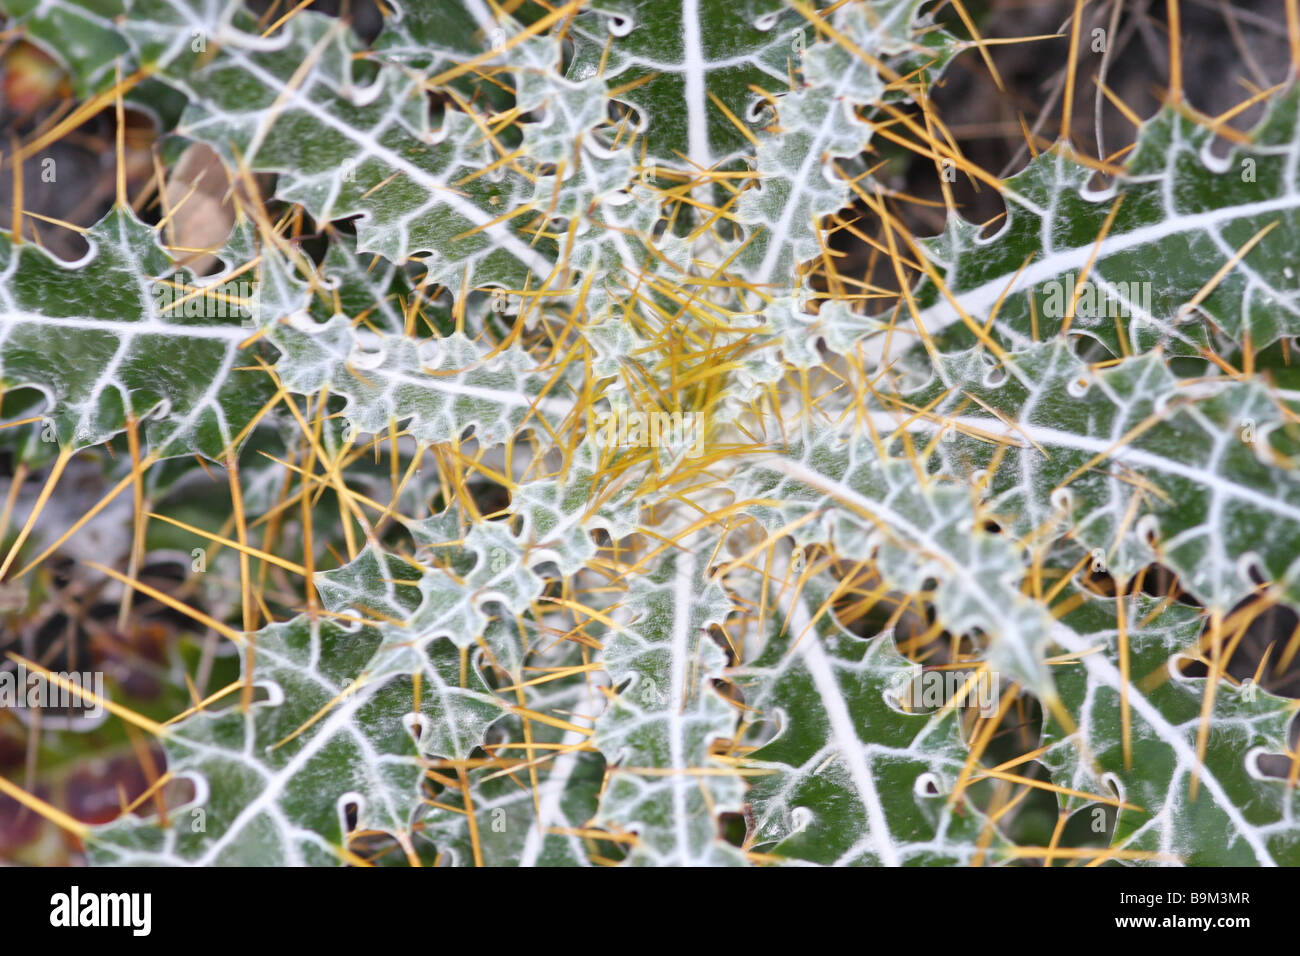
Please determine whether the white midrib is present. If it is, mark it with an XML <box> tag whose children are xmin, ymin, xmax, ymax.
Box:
<box><xmin>179</xmin><ymin>29</ymin><xmax>555</xmax><ymax>278</ymax></box>
<box><xmin>0</xmin><ymin>311</ymin><xmax>250</xmax><ymax>340</ymax></box>
<box><xmin>1049</xmin><ymin>622</ymin><xmax>1278</xmax><ymax>866</ymax></box>
<box><xmin>860</xmin><ymin>409</ymin><xmax>1300</xmax><ymax>525</ymax></box>
<box><xmin>668</xmin><ymin>555</ymin><xmax>694</xmax><ymax>860</ymax></box>
<box><xmin>343</xmin><ymin>360</ymin><xmax>573</xmax><ymax>417</ymax></box>
<box><xmin>783</xmin><ymin>587</ymin><xmax>901</xmax><ymax>865</ymax></box>
<box><xmin>872</xmin><ymin>190</ymin><xmax>1300</xmax><ymax>368</ymax></box>
<box><xmin>191</xmin><ymin>681</ymin><xmax>379</xmax><ymax>865</ymax></box>
<box><xmin>681</xmin><ymin>0</ymin><xmax>710</xmax><ymax>170</ymax></box>
<box><xmin>754</xmin><ymin>57</ymin><xmax>862</xmax><ymax>284</ymax></box>
<box><xmin>519</xmin><ymin>711</ymin><xmax>592</xmax><ymax>866</ymax></box>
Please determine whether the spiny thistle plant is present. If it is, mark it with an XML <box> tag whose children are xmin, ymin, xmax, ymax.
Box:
<box><xmin>0</xmin><ymin>0</ymin><xmax>1299</xmax><ymax>868</ymax></box>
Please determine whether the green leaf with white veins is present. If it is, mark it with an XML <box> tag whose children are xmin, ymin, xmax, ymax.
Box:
<box><xmin>592</xmin><ymin>549</ymin><xmax>747</xmax><ymax>865</ymax></box>
<box><xmin>734</xmin><ymin>0</ymin><xmax>956</xmax><ymax>284</ymax></box>
<box><xmin>88</xmin><ymin>616</ymin><xmax>440</xmax><ymax>865</ymax></box>
<box><xmin>567</xmin><ymin>0</ymin><xmax>801</xmax><ymax>166</ymax></box>
<box><xmin>31</xmin><ymin>0</ymin><xmax>1300</xmax><ymax>871</ymax></box>
<box><xmin>508</xmin><ymin>438</ymin><xmax>641</xmax><ymax>575</ymax></box>
<box><xmin>127</xmin><ymin>1</ymin><xmax>555</xmax><ymax>287</ymax></box>
<box><xmin>355</xmin><ymin>445</ymin><xmax>639</xmax><ymax>654</ymax></box>
<box><xmin>907</xmin><ymin>340</ymin><xmax>1300</xmax><ymax>613</ymax></box>
<box><xmin>372</xmin><ymin>0</ymin><xmax>504</xmax><ymax>76</ymax></box>
<box><xmin>0</xmin><ymin>0</ymin><xmax>128</xmax><ymax>95</ymax></box>
<box><xmin>736</xmin><ymin>428</ymin><xmax>1059</xmax><ymax>697</ymax></box>
<box><xmin>746</xmin><ymin>296</ymin><xmax>885</xmax><ymax>369</ymax></box>
<box><xmin>1038</xmin><ymin>584</ymin><xmax>1300</xmax><ymax>866</ymax></box>
<box><xmin>420</xmin><ymin>744</ymin><xmax>606</xmax><ymax>866</ymax></box>
<box><xmin>310</xmin><ymin>236</ymin><xmax>450</xmax><ymax>338</ymax></box>
<box><xmin>311</xmin><ymin>545</ymin><xmax>507</xmax><ymax>750</ymax></box>
<box><xmin>879</xmin><ymin>89</ymin><xmax>1300</xmax><ymax>369</ymax></box>
<box><xmin>270</xmin><ymin>318</ymin><xmax>574</xmax><ymax>449</ymax></box>
<box><xmin>739</xmin><ymin>573</ymin><xmax>1005</xmax><ymax>865</ymax></box>
<box><xmin>417</xmin><ymin>633</ymin><xmax>606</xmax><ymax>866</ymax></box>
<box><xmin>512</xmin><ymin>35</ymin><xmax>637</xmax><ymax>217</ymax></box>
<box><xmin>0</xmin><ymin>206</ymin><xmax>274</xmax><ymax>458</ymax></box>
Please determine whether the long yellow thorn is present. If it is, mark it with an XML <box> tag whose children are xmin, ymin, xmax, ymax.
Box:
<box><xmin>0</xmin><ymin>773</ymin><xmax>89</xmax><ymax>840</ymax></box>
<box><xmin>0</xmin><ymin>445</ymin><xmax>74</xmax><ymax>581</ymax></box>
<box><xmin>85</xmin><ymin>561</ymin><xmax>245</xmax><ymax>646</ymax></box>
<box><xmin>11</xmin><ymin>452</ymin><xmax>161</xmax><ymax>581</ymax></box>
